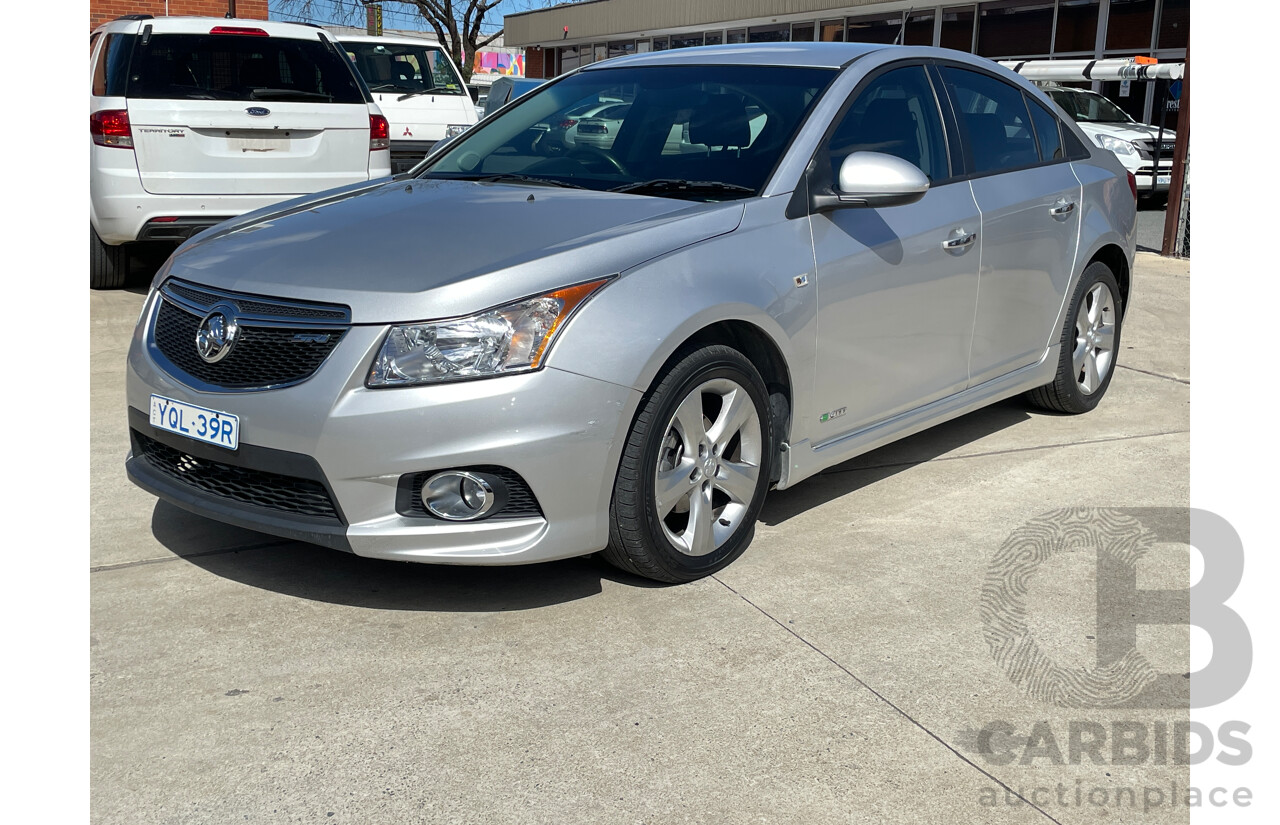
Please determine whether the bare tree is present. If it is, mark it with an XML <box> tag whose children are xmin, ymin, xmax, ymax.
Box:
<box><xmin>273</xmin><ymin>1</ymin><xmax>548</xmax><ymax>83</ymax></box>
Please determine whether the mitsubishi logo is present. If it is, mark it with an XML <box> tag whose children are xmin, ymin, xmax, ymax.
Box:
<box><xmin>195</xmin><ymin>305</ymin><xmax>240</xmax><ymax>364</ymax></box>
<box><xmin>403</xmin><ymin>126</ymin><xmax>413</xmax><ymax>137</ymax></box>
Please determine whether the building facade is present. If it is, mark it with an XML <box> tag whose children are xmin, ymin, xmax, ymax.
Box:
<box><xmin>90</xmin><ymin>1</ymin><xmax>268</xmax><ymax>31</ymax></box>
<box><xmin>507</xmin><ymin>0</ymin><xmax>1187</xmax><ymax>127</ymax></box>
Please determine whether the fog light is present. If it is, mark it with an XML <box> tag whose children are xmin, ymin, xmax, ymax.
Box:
<box><xmin>422</xmin><ymin>471</ymin><xmax>495</xmax><ymax>521</ymax></box>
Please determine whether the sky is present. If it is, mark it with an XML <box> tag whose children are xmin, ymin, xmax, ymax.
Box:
<box><xmin>267</xmin><ymin>0</ymin><xmax>555</xmax><ymax>36</ymax></box>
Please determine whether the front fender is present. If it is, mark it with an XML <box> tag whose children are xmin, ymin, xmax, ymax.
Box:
<box><xmin>546</xmin><ymin>196</ymin><xmax>819</xmax><ymax>441</ymax></box>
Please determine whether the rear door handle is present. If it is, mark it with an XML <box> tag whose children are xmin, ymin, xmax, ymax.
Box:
<box><xmin>1050</xmin><ymin>199</ymin><xmax>1077</xmax><ymax>217</ymax></box>
<box><xmin>943</xmin><ymin>230</ymin><xmax>977</xmax><ymax>250</ymax></box>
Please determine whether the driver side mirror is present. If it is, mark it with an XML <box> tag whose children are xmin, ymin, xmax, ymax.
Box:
<box><xmin>811</xmin><ymin>151</ymin><xmax>930</xmax><ymax>212</ymax></box>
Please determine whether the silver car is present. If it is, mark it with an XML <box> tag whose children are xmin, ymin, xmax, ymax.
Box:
<box><xmin>125</xmin><ymin>43</ymin><xmax>1136</xmax><ymax>583</ymax></box>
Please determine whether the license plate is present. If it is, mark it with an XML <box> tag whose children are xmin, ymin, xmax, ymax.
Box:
<box><xmin>229</xmin><ymin>137</ymin><xmax>290</xmax><ymax>154</ymax></box>
<box><xmin>149</xmin><ymin>394</ymin><xmax>239</xmax><ymax>450</ymax></box>
<box><xmin>1157</xmin><ymin>175</ymin><xmax>1171</xmax><ymax>186</ymax></box>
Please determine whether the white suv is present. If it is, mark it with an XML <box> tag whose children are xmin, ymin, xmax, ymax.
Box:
<box><xmin>336</xmin><ymin>34</ymin><xmax>477</xmax><ymax>175</ymax></box>
<box><xmin>1042</xmin><ymin>85</ymin><xmax>1176</xmax><ymax>201</ymax></box>
<box><xmin>90</xmin><ymin>15</ymin><xmax>393</xmax><ymax>288</ymax></box>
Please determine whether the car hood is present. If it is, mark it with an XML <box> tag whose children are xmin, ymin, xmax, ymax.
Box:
<box><xmin>1076</xmin><ymin>121</ymin><xmax>1178</xmax><ymax>142</ymax></box>
<box><xmin>166</xmin><ymin>178</ymin><xmax>745</xmax><ymax>323</ymax></box>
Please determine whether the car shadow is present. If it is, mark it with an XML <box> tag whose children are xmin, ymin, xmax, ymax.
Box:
<box><xmin>150</xmin><ymin>501</ymin><xmax>663</xmax><ymax>612</ymax></box>
<box><xmin>760</xmin><ymin>398</ymin><xmax>1030</xmax><ymax>525</ymax></box>
<box><xmin>147</xmin><ymin>398</ymin><xmax>1032</xmax><ymax>607</ymax></box>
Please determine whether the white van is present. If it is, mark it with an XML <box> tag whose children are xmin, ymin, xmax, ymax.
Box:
<box><xmin>89</xmin><ymin>15</ymin><xmax>392</xmax><ymax>289</ymax></box>
<box><xmin>337</xmin><ymin>34</ymin><xmax>478</xmax><ymax>174</ymax></box>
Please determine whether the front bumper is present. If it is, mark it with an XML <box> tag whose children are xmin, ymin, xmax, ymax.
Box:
<box><xmin>125</xmin><ymin>296</ymin><xmax>641</xmax><ymax>564</ymax></box>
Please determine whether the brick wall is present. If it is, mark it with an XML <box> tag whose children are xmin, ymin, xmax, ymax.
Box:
<box><xmin>90</xmin><ymin>1</ymin><xmax>268</xmax><ymax>31</ymax></box>
<box><xmin>524</xmin><ymin>46</ymin><xmax>545</xmax><ymax>79</ymax></box>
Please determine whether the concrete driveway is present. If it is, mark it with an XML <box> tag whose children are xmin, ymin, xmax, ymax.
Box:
<box><xmin>91</xmin><ymin>253</ymin><xmax>1190</xmax><ymax>824</ymax></box>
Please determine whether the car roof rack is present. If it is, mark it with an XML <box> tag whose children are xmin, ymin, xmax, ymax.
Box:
<box><xmin>114</xmin><ymin>14</ymin><xmax>154</xmax><ymax>21</ymax></box>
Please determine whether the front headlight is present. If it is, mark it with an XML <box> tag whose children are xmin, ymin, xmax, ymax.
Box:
<box><xmin>1095</xmin><ymin>134</ymin><xmax>1138</xmax><ymax>156</ymax></box>
<box><xmin>445</xmin><ymin>124</ymin><xmax>471</xmax><ymax>139</ymax></box>
<box><xmin>367</xmin><ymin>278</ymin><xmax>611</xmax><ymax>387</ymax></box>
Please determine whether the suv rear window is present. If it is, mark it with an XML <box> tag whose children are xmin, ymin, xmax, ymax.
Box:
<box><xmin>128</xmin><ymin>33</ymin><xmax>366</xmax><ymax>104</ymax></box>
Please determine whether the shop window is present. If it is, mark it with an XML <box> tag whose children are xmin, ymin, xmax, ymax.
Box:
<box><xmin>704</xmin><ymin>31</ymin><xmax>724</xmax><ymax>45</ymax></box>
<box><xmin>1158</xmin><ymin>0</ymin><xmax>1189</xmax><ymax>50</ymax></box>
<box><xmin>670</xmin><ymin>33</ymin><xmax>704</xmax><ymax>49</ymax></box>
<box><xmin>748</xmin><ymin>23</ymin><xmax>790</xmax><ymax>43</ymax></box>
<box><xmin>792</xmin><ymin>22</ymin><xmax>815</xmax><ymax>42</ymax></box>
<box><xmin>726</xmin><ymin>29</ymin><xmax>747</xmax><ymax>44</ymax></box>
<box><xmin>652</xmin><ymin>37</ymin><xmax>670</xmax><ymax>51</ymax></box>
<box><xmin>1054</xmin><ymin>0</ymin><xmax>1098</xmax><ymax>53</ymax></box>
<box><xmin>1105</xmin><ymin>0</ymin><xmax>1157</xmax><ymax>52</ymax></box>
<box><xmin>608</xmin><ymin>40</ymin><xmax>636</xmax><ymax>59</ymax></box>
<box><xmin>906</xmin><ymin>10</ymin><xmax>936</xmax><ymax>46</ymax></box>
<box><xmin>846</xmin><ymin>13</ymin><xmax>902</xmax><ymax>45</ymax></box>
<box><xmin>977</xmin><ymin>0</ymin><xmax>1054</xmax><ymax>57</ymax></box>
<box><xmin>940</xmin><ymin>6</ymin><xmax>976</xmax><ymax>52</ymax></box>
<box><xmin>819</xmin><ymin>19</ymin><xmax>845</xmax><ymax>42</ymax></box>
<box><xmin>559</xmin><ymin>45</ymin><xmax>581</xmax><ymax>73</ymax></box>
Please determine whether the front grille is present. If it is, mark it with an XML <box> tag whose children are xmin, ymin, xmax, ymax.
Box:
<box><xmin>166</xmin><ymin>282</ymin><xmax>349</xmax><ymax>321</ymax></box>
<box><xmin>400</xmin><ymin>466</ymin><xmax>543</xmax><ymax>520</ymax></box>
<box><xmin>134</xmin><ymin>431</ymin><xmax>340</xmax><ymax>520</ymax></box>
<box><xmin>151</xmin><ymin>279</ymin><xmax>351</xmax><ymax>391</ymax></box>
<box><xmin>154</xmin><ymin>300</ymin><xmax>346</xmax><ymax>389</ymax></box>
<box><xmin>391</xmin><ymin>142</ymin><xmax>435</xmax><ymax>175</ymax></box>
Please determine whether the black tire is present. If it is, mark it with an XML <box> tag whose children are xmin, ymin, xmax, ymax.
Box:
<box><xmin>603</xmin><ymin>345</ymin><xmax>774</xmax><ymax>583</ymax></box>
<box><xmin>90</xmin><ymin>225</ymin><xmax>129</xmax><ymax>290</ymax></box>
<box><xmin>1025</xmin><ymin>261</ymin><xmax>1123</xmax><ymax>414</ymax></box>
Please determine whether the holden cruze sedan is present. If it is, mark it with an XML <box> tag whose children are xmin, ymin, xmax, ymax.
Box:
<box><xmin>125</xmin><ymin>43</ymin><xmax>1136</xmax><ymax>583</ymax></box>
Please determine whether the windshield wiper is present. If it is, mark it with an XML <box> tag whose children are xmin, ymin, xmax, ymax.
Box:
<box><xmin>248</xmin><ymin>88</ymin><xmax>333</xmax><ymax>101</ymax></box>
<box><xmin>397</xmin><ymin>86</ymin><xmax>453</xmax><ymax>101</ymax></box>
<box><xmin>450</xmin><ymin>173</ymin><xmax>588</xmax><ymax>189</ymax></box>
<box><xmin>369</xmin><ymin>83</ymin><xmax>412</xmax><ymax>92</ymax></box>
<box><xmin>610</xmin><ymin>179</ymin><xmax>755</xmax><ymax>198</ymax></box>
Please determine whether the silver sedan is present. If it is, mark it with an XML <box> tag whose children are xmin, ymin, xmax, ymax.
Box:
<box><xmin>126</xmin><ymin>43</ymin><xmax>1136</xmax><ymax>582</ymax></box>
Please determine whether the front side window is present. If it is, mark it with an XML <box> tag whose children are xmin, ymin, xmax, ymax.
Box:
<box><xmin>941</xmin><ymin>66</ymin><xmax>1040</xmax><ymax>174</ymax></box>
<box><xmin>825</xmin><ymin>65</ymin><xmax>950</xmax><ymax>183</ymax></box>
<box><xmin>129</xmin><ymin>33</ymin><xmax>365</xmax><ymax>103</ymax></box>
<box><xmin>424</xmin><ymin>65</ymin><xmax>836</xmax><ymax>200</ymax></box>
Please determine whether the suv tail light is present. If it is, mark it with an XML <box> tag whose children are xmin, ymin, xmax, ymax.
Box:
<box><xmin>91</xmin><ymin>110</ymin><xmax>133</xmax><ymax>149</ymax></box>
<box><xmin>370</xmin><ymin>114</ymin><xmax>390</xmax><ymax>150</ymax></box>
<box><xmin>1126</xmin><ymin>171</ymin><xmax>1137</xmax><ymax>201</ymax></box>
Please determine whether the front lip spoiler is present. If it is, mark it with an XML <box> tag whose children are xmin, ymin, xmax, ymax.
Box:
<box><xmin>125</xmin><ymin>407</ymin><xmax>353</xmax><ymax>554</ymax></box>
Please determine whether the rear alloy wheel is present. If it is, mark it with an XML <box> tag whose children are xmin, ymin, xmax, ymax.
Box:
<box><xmin>1026</xmin><ymin>261</ymin><xmax>1122</xmax><ymax>414</ymax></box>
<box><xmin>90</xmin><ymin>225</ymin><xmax>129</xmax><ymax>290</ymax></box>
<box><xmin>604</xmin><ymin>345</ymin><xmax>773</xmax><ymax>583</ymax></box>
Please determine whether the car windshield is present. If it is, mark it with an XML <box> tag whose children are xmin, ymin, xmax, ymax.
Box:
<box><xmin>128</xmin><ymin>33</ymin><xmax>366</xmax><ymax>103</ymax></box>
<box><xmin>345</xmin><ymin>41</ymin><xmax>465</xmax><ymax>95</ymax></box>
<box><xmin>422</xmin><ymin>64</ymin><xmax>837</xmax><ymax>200</ymax></box>
<box><xmin>1047</xmin><ymin>88</ymin><xmax>1133</xmax><ymax>124</ymax></box>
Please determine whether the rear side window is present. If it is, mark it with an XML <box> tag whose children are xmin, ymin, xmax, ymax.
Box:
<box><xmin>940</xmin><ymin>66</ymin><xmax>1040</xmax><ymax>175</ymax></box>
<box><xmin>1026</xmin><ymin>97</ymin><xmax>1064</xmax><ymax>162</ymax></box>
<box><xmin>92</xmin><ymin>33</ymin><xmax>136</xmax><ymax>96</ymax></box>
<box><xmin>128</xmin><ymin>33</ymin><xmax>366</xmax><ymax>103</ymax></box>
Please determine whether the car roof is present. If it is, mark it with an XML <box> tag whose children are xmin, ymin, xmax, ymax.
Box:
<box><xmin>581</xmin><ymin>42</ymin><xmax>889</xmax><ymax>71</ymax></box>
<box><xmin>336</xmin><ymin>33</ymin><xmax>447</xmax><ymax>48</ymax></box>
<box><xmin>92</xmin><ymin>16</ymin><xmax>329</xmax><ymax>39</ymax></box>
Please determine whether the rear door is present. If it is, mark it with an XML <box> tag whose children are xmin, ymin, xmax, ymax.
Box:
<box><xmin>126</xmin><ymin>27</ymin><xmax>373</xmax><ymax>196</ymax></box>
<box><xmin>936</xmin><ymin>65</ymin><xmax>1082</xmax><ymax>385</ymax></box>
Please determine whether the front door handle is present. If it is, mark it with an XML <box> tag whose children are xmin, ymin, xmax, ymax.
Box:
<box><xmin>942</xmin><ymin>229</ymin><xmax>977</xmax><ymax>251</ymax></box>
<box><xmin>1050</xmin><ymin>199</ymin><xmax>1077</xmax><ymax>217</ymax></box>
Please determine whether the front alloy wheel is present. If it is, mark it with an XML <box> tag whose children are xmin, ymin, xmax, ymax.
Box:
<box><xmin>604</xmin><ymin>345</ymin><xmax>774</xmax><ymax>582</ymax></box>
